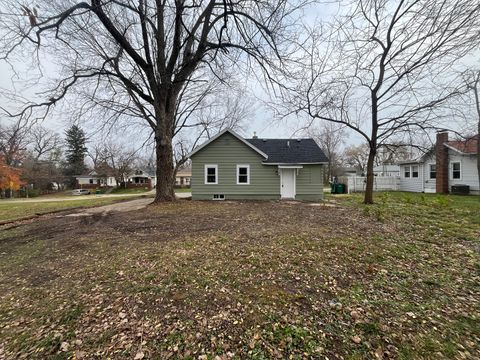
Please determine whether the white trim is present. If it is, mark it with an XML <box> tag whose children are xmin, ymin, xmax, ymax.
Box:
<box><xmin>428</xmin><ymin>163</ymin><xmax>437</xmax><ymax>180</ymax></box>
<box><xmin>236</xmin><ymin>164</ymin><xmax>250</xmax><ymax>185</ymax></box>
<box><xmin>263</xmin><ymin>162</ymin><xmax>327</xmax><ymax>165</ymax></box>
<box><xmin>187</xmin><ymin>128</ymin><xmax>268</xmax><ymax>159</ymax></box>
<box><xmin>277</xmin><ymin>165</ymin><xmax>304</xmax><ymax>169</ymax></box>
<box><xmin>204</xmin><ymin>164</ymin><xmax>218</xmax><ymax>184</ymax></box>
<box><xmin>443</xmin><ymin>143</ymin><xmax>474</xmax><ymax>155</ymax></box>
<box><xmin>450</xmin><ymin>161</ymin><xmax>462</xmax><ymax>181</ymax></box>
<box><xmin>280</xmin><ymin>168</ymin><xmax>296</xmax><ymax>199</ymax></box>
<box><xmin>411</xmin><ymin>164</ymin><xmax>419</xmax><ymax>178</ymax></box>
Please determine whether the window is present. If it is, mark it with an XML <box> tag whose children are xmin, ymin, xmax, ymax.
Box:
<box><xmin>451</xmin><ymin>162</ymin><xmax>461</xmax><ymax>180</ymax></box>
<box><xmin>236</xmin><ymin>165</ymin><xmax>250</xmax><ymax>185</ymax></box>
<box><xmin>205</xmin><ymin>165</ymin><xmax>218</xmax><ymax>184</ymax></box>
<box><xmin>89</xmin><ymin>179</ymin><xmax>94</xmax><ymax>184</ymax></box>
<box><xmin>404</xmin><ymin>166</ymin><xmax>410</xmax><ymax>178</ymax></box>
<box><xmin>412</xmin><ymin>165</ymin><xmax>419</xmax><ymax>178</ymax></box>
<box><xmin>429</xmin><ymin>164</ymin><xmax>436</xmax><ymax>179</ymax></box>
<box><xmin>213</xmin><ymin>194</ymin><xmax>225</xmax><ymax>200</ymax></box>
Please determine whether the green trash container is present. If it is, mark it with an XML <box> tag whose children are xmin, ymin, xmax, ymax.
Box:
<box><xmin>336</xmin><ymin>183</ymin><xmax>345</xmax><ymax>194</ymax></box>
<box><xmin>95</xmin><ymin>189</ymin><xmax>101</xmax><ymax>195</ymax></box>
<box><xmin>331</xmin><ymin>183</ymin><xmax>337</xmax><ymax>194</ymax></box>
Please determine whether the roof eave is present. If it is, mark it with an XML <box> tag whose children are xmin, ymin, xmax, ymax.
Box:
<box><xmin>262</xmin><ymin>162</ymin><xmax>328</xmax><ymax>165</ymax></box>
<box><xmin>186</xmin><ymin>128</ymin><xmax>268</xmax><ymax>159</ymax></box>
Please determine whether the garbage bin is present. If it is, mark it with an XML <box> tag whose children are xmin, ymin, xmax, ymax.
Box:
<box><xmin>95</xmin><ymin>189</ymin><xmax>101</xmax><ymax>195</ymax></box>
<box><xmin>336</xmin><ymin>183</ymin><xmax>345</xmax><ymax>194</ymax></box>
<box><xmin>331</xmin><ymin>183</ymin><xmax>337</xmax><ymax>194</ymax></box>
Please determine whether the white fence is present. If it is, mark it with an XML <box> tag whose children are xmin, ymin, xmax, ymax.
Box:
<box><xmin>339</xmin><ymin>176</ymin><xmax>400</xmax><ymax>193</ymax></box>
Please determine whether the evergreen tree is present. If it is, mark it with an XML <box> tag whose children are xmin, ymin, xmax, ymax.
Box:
<box><xmin>64</xmin><ymin>125</ymin><xmax>87</xmax><ymax>177</ymax></box>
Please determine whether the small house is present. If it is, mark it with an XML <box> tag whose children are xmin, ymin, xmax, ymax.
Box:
<box><xmin>175</xmin><ymin>168</ymin><xmax>191</xmax><ymax>187</ymax></box>
<box><xmin>125</xmin><ymin>169</ymin><xmax>156</xmax><ymax>189</ymax></box>
<box><xmin>398</xmin><ymin>132</ymin><xmax>479</xmax><ymax>194</ymax></box>
<box><xmin>187</xmin><ymin>129</ymin><xmax>328</xmax><ymax>200</ymax></box>
<box><xmin>75</xmin><ymin>171</ymin><xmax>116</xmax><ymax>189</ymax></box>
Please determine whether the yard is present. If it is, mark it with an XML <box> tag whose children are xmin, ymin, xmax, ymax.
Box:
<box><xmin>0</xmin><ymin>193</ymin><xmax>478</xmax><ymax>359</ymax></box>
<box><xmin>0</xmin><ymin>195</ymin><xmax>152</xmax><ymax>223</ymax></box>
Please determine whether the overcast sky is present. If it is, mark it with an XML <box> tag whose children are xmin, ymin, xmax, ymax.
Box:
<box><xmin>0</xmin><ymin>1</ymin><xmax>477</xmax><ymax>151</ymax></box>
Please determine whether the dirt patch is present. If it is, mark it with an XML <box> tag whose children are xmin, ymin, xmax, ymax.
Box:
<box><xmin>0</xmin><ymin>199</ymin><xmax>478</xmax><ymax>359</ymax></box>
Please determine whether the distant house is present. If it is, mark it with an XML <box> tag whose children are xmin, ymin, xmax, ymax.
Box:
<box><xmin>187</xmin><ymin>129</ymin><xmax>328</xmax><ymax>200</ymax></box>
<box><xmin>373</xmin><ymin>164</ymin><xmax>400</xmax><ymax>177</ymax></box>
<box><xmin>175</xmin><ymin>168</ymin><xmax>191</xmax><ymax>187</ymax></box>
<box><xmin>398</xmin><ymin>132</ymin><xmax>479</xmax><ymax>194</ymax></box>
<box><xmin>335</xmin><ymin>167</ymin><xmax>363</xmax><ymax>177</ymax></box>
<box><xmin>125</xmin><ymin>169</ymin><xmax>156</xmax><ymax>189</ymax></box>
<box><xmin>75</xmin><ymin>171</ymin><xmax>116</xmax><ymax>189</ymax></box>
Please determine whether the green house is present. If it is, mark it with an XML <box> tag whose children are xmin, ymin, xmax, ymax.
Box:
<box><xmin>188</xmin><ymin>129</ymin><xmax>328</xmax><ymax>201</ymax></box>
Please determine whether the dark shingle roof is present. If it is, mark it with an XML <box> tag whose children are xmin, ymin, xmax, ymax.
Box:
<box><xmin>246</xmin><ymin>138</ymin><xmax>328</xmax><ymax>164</ymax></box>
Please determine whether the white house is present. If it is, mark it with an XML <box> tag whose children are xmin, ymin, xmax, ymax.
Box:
<box><xmin>373</xmin><ymin>164</ymin><xmax>400</xmax><ymax>177</ymax></box>
<box><xmin>75</xmin><ymin>171</ymin><xmax>116</xmax><ymax>189</ymax></box>
<box><xmin>125</xmin><ymin>169</ymin><xmax>156</xmax><ymax>189</ymax></box>
<box><xmin>398</xmin><ymin>132</ymin><xmax>479</xmax><ymax>194</ymax></box>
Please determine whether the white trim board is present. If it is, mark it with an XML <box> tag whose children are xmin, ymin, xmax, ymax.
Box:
<box><xmin>187</xmin><ymin>128</ymin><xmax>268</xmax><ymax>159</ymax></box>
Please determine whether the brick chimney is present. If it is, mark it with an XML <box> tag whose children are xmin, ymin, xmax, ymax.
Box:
<box><xmin>436</xmin><ymin>131</ymin><xmax>449</xmax><ymax>194</ymax></box>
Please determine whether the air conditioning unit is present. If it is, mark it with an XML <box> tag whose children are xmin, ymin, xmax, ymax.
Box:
<box><xmin>451</xmin><ymin>185</ymin><xmax>470</xmax><ymax>195</ymax></box>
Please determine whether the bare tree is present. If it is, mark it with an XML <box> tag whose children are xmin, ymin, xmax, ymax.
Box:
<box><xmin>0</xmin><ymin>119</ymin><xmax>30</xmax><ymax>166</ymax></box>
<box><xmin>307</xmin><ymin>122</ymin><xmax>347</xmax><ymax>182</ymax></box>
<box><xmin>29</xmin><ymin>125</ymin><xmax>61</xmax><ymax>161</ymax></box>
<box><xmin>1</xmin><ymin>0</ymin><xmax>305</xmax><ymax>202</ymax></box>
<box><xmin>277</xmin><ymin>0</ymin><xmax>480</xmax><ymax>203</ymax></box>
<box><xmin>342</xmin><ymin>144</ymin><xmax>369</xmax><ymax>174</ymax></box>
<box><xmin>95</xmin><ymin>142</ymin><xmax>137</xmax><ymax>187</ymax></box>
<box><xmin>173</xmin><ymin>81</ymin><xmax>254</xmax><ymax>173</ymax></box>
<box><xmin>463</xmin><ymin>69</ymin><xmax>480</xmax><ymax>190</ymax></box>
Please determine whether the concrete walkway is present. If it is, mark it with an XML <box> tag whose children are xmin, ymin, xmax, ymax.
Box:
<box><xmin>1</xmin><ymin>191</ymin><xmax>191</xmax><ymax>204</ymax></box>
<box><xmin>65</xmin><ymin>192</ymin><xmax>191</xmax><ymax>217</ymax></box>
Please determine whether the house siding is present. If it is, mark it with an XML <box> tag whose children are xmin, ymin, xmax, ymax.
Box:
<box><xmin>296</xmin><ymin>165</ymin><xmax>324</xmax><ymax>201</ymax></box>
<box><xmin>448</xmin><ymin>151</ymin><xmax>479</xmax><ymax>193</ymax></box>
<box><xmin>191</xmin><ymin>132</ymin><xmax>324</xmax><ymax>200</ymax></box>
<box><xmin>399</xmin><ymin>164</ymin><xmax>424</xmax><ymax>192</ymax></box>
<box><xmin>423</xmin><ymin>154</ymin><xmax>436</xmax><ymax>193</ymax></box>
<box><xmin>191</xmin><ymin>132</ymin><xmax>280</xmax><ymax>200</ymax></box>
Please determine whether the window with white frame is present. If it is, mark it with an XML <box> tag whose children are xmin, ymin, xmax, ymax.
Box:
<box><xmin>236</xmin><ymin>165</ymin><xmax>250</xmax><ymax>185</ymax></box>
<box><xmin>411</xmin><ymin>165</ymin><xmax>419</xmax><ymax>178</ymax></box>
<box><xmin>429</xmin><ymin>164</ymin><xmax>436</xmax><ymax>179</ymax></box>
<box><xmin>205</xmin><ymin>165</ymin><xmax>218</xmax><ymax>184</ymax></box>
<box><xmin>451</xmin><ymin>162</ymin><xmax>461</xmax><ymax>180</ymax></box>
<box><xmin>403</xmin><ymin>166</ymin><xmax>410</xmax><ymax>178</ymax></box>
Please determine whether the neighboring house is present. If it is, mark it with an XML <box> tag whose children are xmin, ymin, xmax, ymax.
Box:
<box><xmin>373</xmin><ymin>164</ymin><xmax>400</xmax><ymax>177</ymax></box>
<box><xmin>125</xmin><ymin>169</ymin><xmax>156</xmax><ymax>189</ymax></box>
<box><xmin>75</xmin><ymin>171</ymin><xmax>116</xmax><ymax>189</ymax></box>
<box><xmin>175</xmin><ymin>168</ymin><xmax>191</xmax><ymax>187</ymax></box>
<box><xmin>398</xmin><ymin>132</ymin><xmax>479</xmax><ymax>194</ymax></box>
<box><xmin>335</xmin><ymin>167</ymin><xmax>363</xmax><ymax>177</ymax></box>
<box><xmin>187</xmin><ymin>129</ymin><xmax>328</xmax><ymax>200</ymax></box>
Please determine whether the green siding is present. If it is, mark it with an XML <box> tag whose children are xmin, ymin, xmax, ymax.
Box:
<box><xmin>191</xmin><ymin>132</ymin><xmax>324</xmax><ymax>201</ymax></box>
<box><xmin>296</xmin><ymin>165</ymin><xmax>324</xmax><ymax>200</ymax></box>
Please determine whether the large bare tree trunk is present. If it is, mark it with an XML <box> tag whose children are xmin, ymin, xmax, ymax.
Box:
<box><xmin>155</xmin><ymin>138</ymin><xmax>175</xmax><ymax>202</ymax></box>
<box><xmin>154</xmin><ymin>107</ymin><xmax>176</xmax><ymax>202</ymax></box>
<box><xmin>364</xmin><ymin>148</ymin><xmax>376</xmax><ymax>204</ymax></box>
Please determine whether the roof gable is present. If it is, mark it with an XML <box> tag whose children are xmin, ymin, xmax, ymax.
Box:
<box><xmin>188</xmin><ymin>128</ymin><xmax>329</xmax><ymax>164</ymax></box>
<box><xmin>187</xmin><ymin>129</ymin><xmax>268</xmax><ymax>159</ymax></box>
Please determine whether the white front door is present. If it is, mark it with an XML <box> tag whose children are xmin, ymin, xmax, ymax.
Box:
<box><xmin>280</xmin><ymin>168</ymin><xmax>296</xmax><ymax>199</ymax></box>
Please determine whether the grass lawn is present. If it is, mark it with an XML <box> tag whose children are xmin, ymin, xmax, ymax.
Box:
<box><xmin>0</xmin><ymin>193</ymin><xmax>478</xmax><ymax>359</ymax></box>
<box><xmin>175</xmin><ymin>187</ymin><xmax>192</xmax><ymax>193</ymax></box>
<box><xmin>0</xmin><ymin>196</ymin><xmax>147</xmax><ymax>222</ymax></box>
